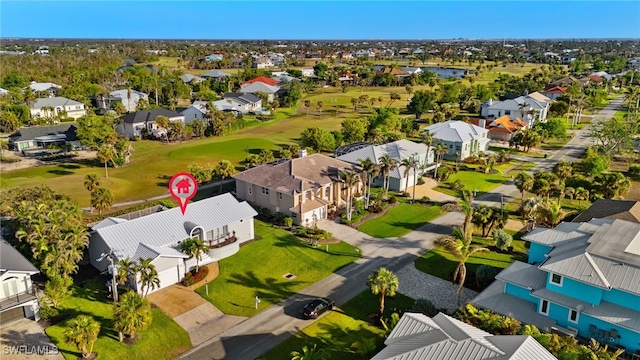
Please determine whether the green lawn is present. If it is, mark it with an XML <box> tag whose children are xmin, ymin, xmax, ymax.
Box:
<box><xmin>436</xmin><ymin>161</ymin><xmax>534</xmax><ymax>197</ymax></box>
<box><xmin>196</xmin><ymin>221</ymin><xmax>361</xmax><ymax>317</ymax></box>
<box><xmin>46</xmin><ymin>279</ymin><xmax>191</xmax><ymax>360</ymax></box>
<box><xmin>488</xmin><ymin>146</ymin><xmax>547</xmax><ymax>159</ymax></box>
<box><xmin>357</xmin><ymin>202</ymin><xmax>442</xmax><ymax>238</ymax></box>
<box><xmin>259</xmin><ymin>290</ymin><xmax>415</xmax><ymax>360</ymax></box>
<box><xmin>415</xmin><ymin>235</ymin><xmax>527</xmax><ymax>286</ymax></box>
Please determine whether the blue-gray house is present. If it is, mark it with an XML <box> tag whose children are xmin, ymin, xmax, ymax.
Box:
<box><xmin>473</xmin><ymin>218</ymin><xmax>640</xmax><ymax>353</ymax></box>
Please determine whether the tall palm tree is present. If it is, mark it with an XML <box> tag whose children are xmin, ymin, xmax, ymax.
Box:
<box><xmin>83</xmin><ymin>174</ymin><xmax>100</xmax><ymax>193</ymax></box>
<box><xmin>367</xmin><ymin>267</ymin><xmax>399</xmax><ymax>319</ymax></box>
<box><xmin>357</xmin><ymin>158</ymin><xmax>374</xmax><ymax>208</ymax></box>
<box><xmin>97</xmin><ymin>144</ymin><xmax>116</xmax><ymax>178</ymax></box>
<box><xmin>113</xmin><ymin>291</ymin><xmax>152</xmax><ymax>342</ymax></box>
<box><xmin>538</xmin><ymin>201</ymin><xmax>574</xmax><ymax>227</ymax></box>
<box><xmin>442</xmin><ymin>190</ymin><xmax>474</xmax><ymax>236</ymax></box>
<box><xmin>290</xmin><ymin>344</ymin><xmax>328</xmax><ymax>360</ymax></box>
<box><xmin>340</xmin><ymin>170</ymin><xmax>360</xmax><ymax>221</ymax></box>
<box><xmin>136</xmin><ymin>258</ymin><xmax>160</xmax><ymax>297</ymax></box>
<box><xmin>472</xmin><ymin>205</ymin><xmax>494</xmax><ymax>237</ymax></box>
<box><xmin>519</xmin><ymin>197</ymin><xmax>544</xmax><ymax>230</ymax></box>
<box><xmin>180</xmin><ymin>238</ymin><xmax>209</xmax><ymax>272</ymax></box>
<box><xmin>64</xmin><ymin>315</ymin><xmax>100</xmax><ymax>359</ymax></box>
<box><xmin>435</xmin><ymin>226</ymin><xmax>489</xmax><ymax>295</ymax></box>
<box><xmin>91</xmin><ymin>187</ymin><xmax>113</xmax><ymax>216</ymax></box>
<box><xmin>378</xmin><ymin>154</ymin><xmax>397</xmax><ymax>195</ymax></box>
<box><xmin>214</xmin><ymin>159</ymin><xmax>235</xmax><ymax>194</ymax></box>
<box><xmin>155</xmin><ymin>115</ymin><xmax>170</xmax><ymax>142</ymax></box>
<box><xmin>575</xmin><ymin>187</ymin><xmax>590</xmax><ymax>205</ymax></box>
<box><xmin>401</xmin><ymin>157</ymin><xmax>419</xmax><ymax>202</ymax></box>
<box><xmin>116</xmin><ymin>257</ymin><xmax>137</xmax><ymax>289</ymax></box>
<box><xmin>553</xmin><ymin>161</ymin><xmax>573</xmax><ymax>183</ymax></box>
<box><xmin>514</xmin><ymin>171</ymin><xmax>534</xmax><ymax>200</ymax></box>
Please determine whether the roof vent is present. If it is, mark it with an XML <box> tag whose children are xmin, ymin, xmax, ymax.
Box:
<box><xmin>299</xmin><ymin>148</ymin><xmax>308</xmax><ymax>158</ymax></box>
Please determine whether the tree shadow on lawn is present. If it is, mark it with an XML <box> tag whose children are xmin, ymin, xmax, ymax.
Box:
<box><xmin>312</xmin><ymin>321</ymin><xmax>384</xmax><ymax>356</ymax></box>
<box><xmin>226</xmin><ymin>270</ymin><xmax>308</xmax><ymax>306</ymax></box>
<box><xmin>271</xmin><ymin>234</ymin><xmax>361</xmax><ymax>259</ymax></box>
<box><xmin>156</xmin><ymin>174</ymin><xmax>171</xmax><ymax>187</ymax></box>
<box><xmin>68</xmin><ymin>158</ymin><xmax>103</xmax><ymax>168</ymax></box>
<box><xmin>47</xmin><ymin>169</ymin><xmax>74</xmax><ymax>175</ymax></box>
<box><xmin>58</xmin><ymin>163</ymin><xmax>81</xmax><ymax>169</ymax></box>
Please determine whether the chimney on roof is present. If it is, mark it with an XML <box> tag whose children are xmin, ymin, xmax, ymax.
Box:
<box><xmin>299</xmin><ymin>148</ymin><xmax>308</xmax><ymax>158</ymax></box>
<box><xmin>488</xmin><ymin>98</ymin><xmax>493</xmax><ymax>106</ymax></box>
<box><xmin>478</xmin><ymin>119</ymin><xmax>486</xmax><ymax>128</ymax></box>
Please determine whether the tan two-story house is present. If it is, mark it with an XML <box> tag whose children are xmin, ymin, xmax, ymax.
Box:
<box><xmin>233</xmin><ymin>153</ymin><xmax>362</xmax><ymax>226</ymax></box>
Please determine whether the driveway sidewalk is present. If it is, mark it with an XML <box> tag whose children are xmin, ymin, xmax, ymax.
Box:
<box><xmin>0</xmin><ymin>319</ymin><xmax>63</xmax><ymax>360</ymax></box>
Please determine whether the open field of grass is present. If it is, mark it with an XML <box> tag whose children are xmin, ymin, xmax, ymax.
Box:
<box><xmin>258</xmin><ymin>290</ymin><xmax>414</xmax><ymax>360</ymax></box>
<box><xmin>196</xmin><ymin>221</ymin><xmax>360</xmax><ymax>317</ymax></box>
<box><xmin>357</xmin><ymin>202</ymin><xmax>442</xmax><ymax>238</ymax></box>
<box><xmin>435</xmin><ymin>160</ymin><xmax>535</xmax><ymax>197</ymax></box>
<box><xmin>46</xmin><ymin>278</ymin><xmax>191</xmax><ymax>360</ymax></box>
<box><xmin>414</xmin><ymin>234</ymin><xmax>528</xmax><ymax>288</ymax></box>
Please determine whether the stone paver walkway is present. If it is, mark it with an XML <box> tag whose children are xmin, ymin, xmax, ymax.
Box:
<box><xmin>395</xmin><ymin>263</ymin><xmax>478</xmax><ymax>314</ymax></box>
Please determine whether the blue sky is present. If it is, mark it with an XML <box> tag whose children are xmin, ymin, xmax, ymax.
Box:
<box><xmin>1</xmin><ymin>1</ymin><xmax>639</xmax><ymax>40</ymax></box>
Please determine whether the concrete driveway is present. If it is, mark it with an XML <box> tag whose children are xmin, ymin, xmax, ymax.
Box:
<box><xmin>148</xmin><ymin>284</ymin><xmax>247</xmax><ymax>346</ymax></box>
<box><xmin>0</xmin><ymin>319</ymin><xmax>63</xmax><ymax>360</ymax></box>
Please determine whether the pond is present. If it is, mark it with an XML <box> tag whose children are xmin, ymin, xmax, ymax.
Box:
<box><xmin>423</xmin><ymin>67</ymin><xmax>474</xmax><ymax>79</ymax></box>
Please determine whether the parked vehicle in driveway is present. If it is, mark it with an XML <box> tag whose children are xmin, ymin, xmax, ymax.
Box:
<box><xmin>302</xmin><ymin>298</ymin><xmax>334</xmax><ymax>319</ymax></box>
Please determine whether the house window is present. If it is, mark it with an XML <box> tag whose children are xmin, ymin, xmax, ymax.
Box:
<box><xmin>278</xmin><ymin>192</ymin><xmax>283</xmax><ymax>200</ymax></box>
<box><xmin>540</xmin><ymin>300</ymin><xmax>549</xmax><ymax>315</ymax></box>
<box><xmin>262</xmin><ymin>187</ymin><xmax>269</xmax><ymax>195</ymax></box>
<box><xmin>325</xmin><ymin>187</ymin><xmax>330</xmax><ymax>197</ymax></box>
<box><xmin>505</xmin><ymin>110</ymin><xmax>511</xmax><ymax>115</ymax></box>
<box><xmin>551</xmin><ymin>273</ymin><xmax>563</xmax><ymax>286</ymax></box>
<box><xmin>569</xmin><ymin>309</ymin><xmax>579</xmax><ymax>323</ymax></box>
<box><xmin>291</xmin><ymin>213</ymin><xmax>297</xmax><ymax>218</ymax></box>
<box><xmin>305</xmin><ymin>191</ymin><xmax>310</xmax><ymax>199</ymax></box>
<box><xmin>248</xmin><ymin>186</ymin><xmax>252</xmax><ymax>195</ymax></box>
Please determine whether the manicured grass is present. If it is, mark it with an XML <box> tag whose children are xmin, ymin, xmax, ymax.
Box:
<box><xmin>435</xmin><ymin>161</ymin><xmax>535</xmax><ymax>197</ymax></box>
<box><xmin>540</xmin><ymin>136</ymin><xmax>572</xmax><ymax>150</ymax></box>
<box><xmin>259</xmin><ymin>290</ymin><xmax>414</xmax><ymax>360</ymax></box>
<box><xmin>357</xmin><ymin>202</ymin><xmax>442</xmax><ymax>238</ymax></box>
<box><xmin>46</xmin><ymin>279</ymin><xmax>191</xmax><ymax>360</ymax></box>
<box><xmin>196</xmin><ymin>221</ymin><xmax>361</xmax><ymax>317</ymax></box>
<box><xmin>488</xmin><ymin>146</ymin><xmax>547</xmax><ymax>159</ymax></box>
<box><xmin>414</xmin><ymin>235</ymin><xmax>527</xmax><ymax>285</ymax></box>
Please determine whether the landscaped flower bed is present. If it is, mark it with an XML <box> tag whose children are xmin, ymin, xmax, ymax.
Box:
<box><xmin>208</xmin><ymin>236</ymin><xmax>237</xmax><ymax>249</ymax></box>
<box><xmin>182</xmin><ymin>266</ymin><xmax>209</xmax><ymax>286</ymax></box>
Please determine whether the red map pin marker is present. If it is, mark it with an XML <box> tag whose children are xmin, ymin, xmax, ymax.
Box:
<box><xmin>169</xmin><ymin>172</ymin><xmax>198</xmax><ymax>215</ymax></box>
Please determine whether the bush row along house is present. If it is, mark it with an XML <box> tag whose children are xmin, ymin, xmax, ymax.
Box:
<box><xmin>232</xmin><ymin>153</ymin><xmax>362</xmax><ymax>226</ymax></box>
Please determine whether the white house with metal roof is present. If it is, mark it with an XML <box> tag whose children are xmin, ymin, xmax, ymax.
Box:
<box><xmin>336</xmin><ymin>139</ymin><xmax>435</xmax><ymax>192</ymax></box>
<box><xmin>422</xmin><ymin>120</ymin><xmax>490</xmax><ymax>160</ymax></box>
<box><xmin>88</xmin><ymin>193</ymin><xmax>257</xmax><ymax>294</ymax></box>
<box><xmin>372</xmin><ymin>312</ymin><xmax>556</xmax><ymax>360</ymax></box>
<box><xmin>480</xmin><ymin>95</ymin><xmax>550</xmax><ymax>128</ymax></box>
<box><xmin>1</xmin><ymin>240</ymin><xmax>40</xmax><ymax>325</ymax></box>
<box><xmin>30</xmin><ymin>97</ymin><xmax>87</xmax><ymax>120</ymax></box>
<box><xmin>27</xmin><ymin>81</ymin><xmax>61</xmax><ymax>97</ymax></box>
<box><xmin>473</xmin><ymin>218</ymin><xmax>640</xmax><ymax>353</ymax></box>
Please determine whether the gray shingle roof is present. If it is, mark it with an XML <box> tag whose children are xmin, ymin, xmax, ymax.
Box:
<box><xmin>121</xmin><ymin>108</ymin><xmax>182</xmax><ymax>124</ymax></box>
<box><xmin>0</xmin><ymin>240</ymin><xmax>39</xmax><ymax>274</ymax></box>
<box><xmin>201</xmin><ymin>70</ymin><xmax>231</xmax><ymax>78</ymax></box>
<box><xmin>93</xmin><ymin>193</ymin><xmax>257</xmax><ymax>260</ymax></box>
<box><xmin>573</xmin><ymin>199</ymin><xmax>640</xmax><ymax>223</ymax></box>
<box><xmin>31</xmin><ymin>96</ymin><xmax>82</xmax><ymax>109</ymax></box>
<box><xmin>424</xmin><ymin>120</ymin><xmax>489</xmax><ymax>143</ymax></box>
<box><xmin>9</xmin><ymin>123</ymin><xmax>78</xmax><ymax>143</ymax></box>
<box><xmin>372</xmin><ymin>312</ymin><xmax>556</xmax><ymax>360</ymax></box>
<box><xmin>223</xmin><ymin>92</ymin><xmax>261</xmax><ymax>105</ymax></box>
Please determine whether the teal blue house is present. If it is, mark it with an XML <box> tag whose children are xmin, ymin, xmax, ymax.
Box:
<box><xmin>473</xmin><ymin>218</ymin><xmax>640</xmax><ymax>354</ymax></box>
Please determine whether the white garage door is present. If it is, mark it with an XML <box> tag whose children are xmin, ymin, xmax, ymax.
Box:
<box><xmin>151</xmin><ymin>265</ymin><xmax>181</xmax><ymax>294</ymax></box>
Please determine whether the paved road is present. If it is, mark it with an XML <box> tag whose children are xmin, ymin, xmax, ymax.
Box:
<box><xmin>178</xmin><ymin>96</ymin><xmax>625</xmax><ymax>360</ymax></box>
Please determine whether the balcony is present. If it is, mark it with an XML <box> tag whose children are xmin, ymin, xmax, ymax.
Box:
<box><xmin>0</xmin><ymin>290</ymin><xmax>37</xmax><ymax>311</ymax></box>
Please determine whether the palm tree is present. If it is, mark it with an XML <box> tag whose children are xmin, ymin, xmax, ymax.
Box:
<box><xmin>116</xmin><ymin>257</ymin><xmax>137</xmax><ymax>289</ymax></box>
<box><xmin>367</xmin><ymin>267</ymin><xmax>399</xmax><ymax>319</ymax></box>
<box><xmin>316</xmin><ymin>101</ymin><xmax>323</xmax><ymax>115</ymax></box>
<box><xmin>97</xmin><ymin>144</ymin><xmax>116</xmax><ymax>178</ymax></box>
<box><xmin>378</xmin><ymin>154</ymin><xmax>397</xmax><ymax>195</ymax></box>
<box><xmin>401</xmin><ymin>157</ymin><xmax>418</xmax><ymax>202</ymax></box>
<box><xmin>519</xmin><ymin>197</ymin><xmax>544</xmax><ymax>230</ymax></box>
<box><xmin>434</xmin><ymin>143</ymin><xmax>448</xmax><ymax>178</ymax></box>
<box><xmin>91</xmin><ymin>187</ymin><xmax>113</xmax><ymax>216</ymax></box>
<box><xmin>214</xmin><ymin>159</ymin><xmax>235</xmax><ymax>194</ymax></box>
<box><xmin>64</xmin><ymin>315</ymin><xmax>100</xmax><ymax>359</ymax></box>
<box><xmin>575</xmin><ymin>187</ymin><xmax>590</xmax><ymax>205</ymax></box>
<box><xmin>538</xmin><ymin>201</ymin><xmax>574</xmax><ymax>227</ymax></box>
<box><xmin>136</xmin><ymin>258</ymin><xmax>160</xmax><ymax>297</ymax></box>
<box><xmin>435</xmin><ymin>226</ymin><xmax>489</xmax><ymax>295</ymax></box>
<box><xmin>340</xmin><ymin>170</ymin><xmax>360</xmax><ymax>221</ymax></box>
<box><xmin>113</xmin><ymin>291</ymin><xmax>152</xmax><ymax>342</ymax></box>
<box><xmin>290</xmin><ymin>344</ymin><xmax>328</xmax><ymax>360</ymax></box>
<box><xmin>514</xmin><ymin>171</ymin><xmax>534</xmax><ymax>200</ymax></box>
<box><xmin>518</xmin><ymin>101</ymin><xmax>530</xmax><ymax>120</ymax></box>
<box><xmin>553</xmin><ymin>161</ymin><xmax>573</xmax><ymax>183</ymax></box>
<box><xmin>180</xmin><ymin>238</ymin><xmax>209</xmax><ymax>272</ymax></box>
<box><xmin>472</xmin><ymin>205</ymin><xmax>494</xmax><ymax>237</ymax></box>
<box><xmin>155</xmin><ymin>115</ymin><xmax>170</xmax><ymax>142</ymax></box>
<box><xmin>84</xmin><ymin>174</ymin><xmax>100</xmax><ymax>192</ymax></box>
<box><xmin>441</xmin><ymin>190</ymin><xmax>475</xmax><ymax>236</ymax></box>
<box><xmin>357</xmin><ymin>158</ymin><xmax>374</xmax><ymax>208</ymax></box>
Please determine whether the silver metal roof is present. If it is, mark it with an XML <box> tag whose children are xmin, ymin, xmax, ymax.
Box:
<box><xmin>372</xmin><ymin>312</ymin><xmax>555</xmax><ymax>360</ymax></box>
<box><xmin>496</xmin><ymin>261</ymin><xmax>547</xmax><ymax>290</ymax></box>
<box><xmin>423</xmin><ymin>120</ymin><xmax>489</xmax><ymax>143</ymax></box>
<box><xmin>93</xmin><ymin>193</ymin><xmax>257</xmax><ymax>261</ymax></box>
<box><xmin>336</xmin><ymin>140</ymin><xmax>430</xmax><ymax>180</ymax></box>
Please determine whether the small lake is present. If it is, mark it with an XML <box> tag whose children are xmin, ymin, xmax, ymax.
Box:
<box><xmin>423</xmin><ymin>67</ymin><xmax>473</xmax><ymax>79</ymax></box>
